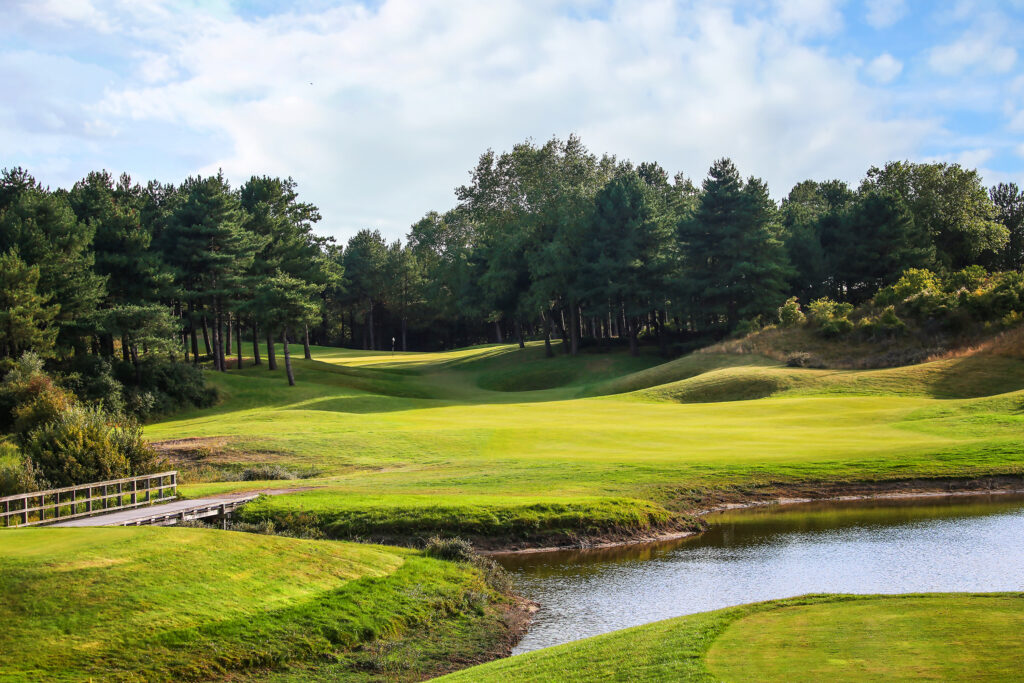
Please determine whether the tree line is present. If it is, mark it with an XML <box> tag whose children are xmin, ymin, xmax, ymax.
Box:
<box><xmin>2</xmin><ymin>135</ymin><xmax>1022</xmax><ymax>381</ymax></box>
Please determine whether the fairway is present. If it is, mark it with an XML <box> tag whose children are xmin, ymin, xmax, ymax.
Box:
<box><xmin>438</xmin><ymin>594</ymin><xmax>1024</xmax><ymax>682</ymax></box>
<box><xmin>146</xmin><ymin>342</ymin><xmax>1024</xmax><ymax>544</ymax></box>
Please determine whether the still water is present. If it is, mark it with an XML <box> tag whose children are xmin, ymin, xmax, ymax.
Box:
<box><xmin>498</xmin><ymin>494</ymin><xmax>1024</xmax><ymax>654</ymax></box>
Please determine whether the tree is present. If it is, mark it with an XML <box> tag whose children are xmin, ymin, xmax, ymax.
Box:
<box><xmin>160</xmin><ymin>173</ymin><xmax>263</xmax><ymax>372</ymax></box>
<box><xmin>831</xmin><ymin>190</ymin><xmax>930</xmax><ymax>300</ymax></box>
<box><xmin>990</xmin><ymin>182</ymin><xmax>1024</xmax><ymax>271</ymax></box>
<box><xmin>240</xmin><ymin>176</ymin><xmax>335</xmax><ymax>364</ymax></box>
<box><xmin>251</xmin><ymin>272</ymin><xmax>319</xmax><ymax>386</ymax></box>
<box><xmin>385</xmin><ymin>242</ymin><xmax>424</xmax><ymax>352</ymax></box>
<box><xmin>67</xmin><ymin>171</ymin><xmax>171</xmax><ymax>359</ymax></box>
<box><xmin>0</xmin><ymin>168</ymin><xmax>105</xmax><ymax>356</ymax></box>
<box><xmin>0</xmin><ymin>250</ymin><xmax>59</xmax><ymax>359</ymax></box>
<box><xmin>580</xmin><ymin>169</ymin><xmax>670</xmax><ymax>355</ymax></box>
<box><xmin>864</xmin><ymin>162</ymin><xmax>1005</xmax><ymax>270</ymax></box>
<box><xmin>343</xmin><ymin>230</ymin><xmax>389</xmax><ymax>350</ymax></box>
<box><xmin>680</xmin><ymin>159</ymin><xmax>791</xmax><ymax>331</ymax></box>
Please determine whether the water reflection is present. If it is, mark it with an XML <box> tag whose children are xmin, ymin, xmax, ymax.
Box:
<box><xmin>499</xmin><ymin>493</ymin><xmax>1024</xmax><ymax>653</ymax></box>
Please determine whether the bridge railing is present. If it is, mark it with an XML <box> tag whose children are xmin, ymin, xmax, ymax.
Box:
<box><xmin>0</xmin><ymin>471</ymin><xmax>177</xmax><ymax>528</ymax></box>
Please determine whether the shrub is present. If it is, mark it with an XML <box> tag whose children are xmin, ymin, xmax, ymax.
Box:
<box><xmin>777</xmin><ymin>297</ymin><xmax>806</xmax><ymax>327</ymax></box>
<box><xmin>240</xmin><ymin>465</ymin><xmax>298</xmax><ymax>481</ymax></box>
<box><xmin>806</xmin><ymin>298</ymin><xmax>852</xmax><ymax>325</ymax></box>
<box><xmin>734</xmin><ymin>316</ymin><xmax>765</xmax><ymax>337</ymax></box>
<box><xmin>11</xmin><ymin>378</ymin><xmax>76</xmax><ymax>439</ymax></box>
<box><xmin>60</xmin><ymin>355</ymin><xmax>125</xmax><ymax>415</ymax></box>
<box><xmin>945</xmin><ymin>265</ymin><xmax>987</xmax><ymax>292</ymax></box>
<box><xmin>423</xmin><ymin>536</ymin><xmax>476</xmax><ymax>563</ymax></box>
<box><xmin>21</xmin><ymin>406</ymin><xmax>165</xmax><ymax>487</ymax></box>
<box><xmin>875</xmin><ymin>268</ymin><xmax>942</xmax><ymax>306</ymax></box>
<box><xmin>785</xmin><ymin>352</ymin><xmax>813</xmax><ymax>368</ymax></box>
<box><xmin>819</xmin><ymin>317</ymin><xmax>854</xmax><ymax>338</ymax></box>
<box><xmin>0</xmin><ymin>443</ymin><xmax>42</xmax><ymax>495</ymax></box>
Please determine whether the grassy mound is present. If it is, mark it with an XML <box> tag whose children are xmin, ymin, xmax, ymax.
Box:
<box><xmin>439</xmin><ymin>593</ymin><xmax>1024</xmax><ymax>682</ymax></box>
<box><xmin>0</xmin><ymin>527</ymin><xmax>517</xmax><ymax>682</ymax></box>
<box><xmin>235</xmin><ymin>493</ymin><xmax>684</xmax><ymax>546</ymax></box>
<box><xmin>622</xmin><ymin>354</ymin><xmax>1024</xmax><ymax>404</ymax></box>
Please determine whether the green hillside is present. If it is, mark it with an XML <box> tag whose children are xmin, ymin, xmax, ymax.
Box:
<box><xmin>143</xmin><ymin>340</ymin><xmax>1024</xmax><ymax>545</ymax></box>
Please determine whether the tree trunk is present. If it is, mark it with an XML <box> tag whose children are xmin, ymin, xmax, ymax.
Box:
<box><xmin>494</xmin><ymin>320</ymin><xmax>504</xmax><ymax>343</ymax></box>
<box><xmin>225</xmin><ymin>314</ymin><xmax>232</xmax><ymax>361</ymax></box>
<box><xmin>627</xmin><ymin>316</ymin><xmax>639</xmax><ymax>357</ymax></box>
<box><xmin>202</xmin><ymin>316</ymin><xmax>212</xmax><ymax>356</ymax></box>
<box><xmin>120</xmin><ymin>335</ymin><xmax>130</xmax><ymax>363</ymax></box>
<box><xmin>236</xmin><ymin>315</ymin><xmax>243</xmax><ymax>369</ymax></box>
<box><xmin>401</xmin><ymin>317</ymin><xmax>408</xmax><ymax>352</ymax></box>
<box><xmin>367</xmin><ymin>300</ymin><xmax>375</xmax><ymax>350</ymax></box>
<box><xmin>514</xmin><ymin>319</ymin><xmax>525</xmax><ymax>349</ymax></box>
<box><xmin>211</xmin><ymin>308</ymin><xmax>223</xmax><ymax>372</ymax></box>
<box><xmin>569</xmin><ymin>304</ymin><xmax>580</xmax><ymax>356</ymax></box>
<box><xmin>282</xmin><ymin>328</ymin><xmax>295</xmax><ymax>386</ymax></box>
<box><xmin>658</xmin><ymin>309</ymin><xmax>669</xmax><ymax>357</ymax></box>
<box><xmin>129</xmin><ymin>341</ymin><xmax>142</xmax><ymax>385</ymax></box>
<box><xmin>303</xmin><ymin>324</ymin><xmax>312</xmax><ymax>360</ymax></box>
<box><xmin>541</xmin><ymin>311</ymin><xmax>553</xmax><ymax>358</ymax></box>
<box><xmin>266</xmin><ymin>331</ymin><xmax>277</xmax><ymax>370</ymax></box>
<box><xmin>252</xmin><ymin>321</ymin><xmax>261</xmax><ymax>366</ymax></box>
<box><xmin>190</xmin><ymin>325</ymin><xmax>199</xmax><ymax>366</ymax></box>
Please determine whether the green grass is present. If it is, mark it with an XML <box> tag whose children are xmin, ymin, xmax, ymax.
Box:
<box><xmin>147</xmin><ymin>341</ymin><xmax>1024</xmax><ymax>542</ymax></box>
<box><xmin>439</xmin><ymin>593</ymin><xmax>1024</xmax><ymax>682</ymax></box>
<box><xmin>0</xmin><ymin>527</ymin><xmax>512</xmax><ymax>682</ymax></box>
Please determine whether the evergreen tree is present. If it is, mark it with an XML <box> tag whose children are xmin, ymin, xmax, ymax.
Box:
<box><xmin>0</xmin><ymin>168</ymin><xmax>105</xmax><ymax>355</ymax></box>
<box><xmin>680</xmin><ymin>159</ymin><xmax>791</xmax><ymax>331</ymax></box>
<box><xmin>160</xmin><ymin>173</ymin><xmax>263</xmax><ymax>372</ymax></box>
<box><xmin>0</xmin><ymin>250</ymin><xmax>59</xmax><ymax>359</ymax></box>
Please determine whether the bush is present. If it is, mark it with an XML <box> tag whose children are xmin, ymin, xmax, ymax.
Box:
<box><xmin>240</xmin><ymin>465</ymin><xmax>297</xmax><ymax>481</ymax></box>
<box><xmin>777</xmin><ymin>297</ymin><xmax>806</xmax><ymax>327</ymax></box>
<box><xmin>423</xmin><ymin>536</ymin><xmax>476</xmax><ymax>563</ymax></box>
<box><xmin>875</xmin><ymin>268</ymin><xmax>941</xmax><ymax>307</ymax></box>
<box><xmin>21</xmin><ymin>406</ymin><xmax>165</xmax><ymax>487</ymax></box>
<box><xmin>11</xmin><ymin>377</ymin><xmax>76</xmax><ymax>439</ymax></box>
<box><xmin>61</xmin><ymin>355</ymin><xmax>125</xmax><ymax>415</ymax></box>
<box><xmin>0</xmin><ymin>443</ymin><xmax>42</xmax><ymax>495</ymax></box>
<box><xmin>806</xmin><ymin>298</ymin><xmax>852</xmax><ymax>325</ymax></box>
<box><xmin>785</xmin><ymin>352</ymin><xmax>813</xmax><ymax>368</ymax></box>
<box><xmin>945</xmin><ymin>265</ymin><xmax>987</xmax><ymax>292</ymax></box>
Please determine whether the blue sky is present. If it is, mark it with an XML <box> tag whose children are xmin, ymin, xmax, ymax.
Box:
<box><xmin>1</xmin><ymin>0</ymin><xmax>1022</xmax><ymax>241</ymax></box>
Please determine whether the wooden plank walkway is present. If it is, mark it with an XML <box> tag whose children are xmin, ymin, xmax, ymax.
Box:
<box><xmin>50</xmin><ymin>494</ymin><xmax>260</xmax><ymax>527</ymax></box>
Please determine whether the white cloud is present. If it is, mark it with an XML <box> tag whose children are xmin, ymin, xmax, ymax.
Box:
<box><xmin>772</xmin><ymin>0</ymin><xmax>845</xmax><ymax>37</ymax></box>
<box><xmin>866</xmin><ymin>53</ymin><xmax>902</xmax><ymax>83</ymax></box>
<box><xmin>864</xmin><ymin>0</ymin><xmax>907</xmax><ymax>29</ymax></box>
<box><xmin>929</xmin><ymin>26</ymin><xmax>1017</xmax><ymax>75</ymax></box>
<box><xmin>1016</xmin><ymin>143</ymin><xmax>1024</xmax><ymax>159</ymax></box>
<box><xmin>6</xmin><ymin>0</ymin><xmax>941</xmax><ymax>240</ymax></box>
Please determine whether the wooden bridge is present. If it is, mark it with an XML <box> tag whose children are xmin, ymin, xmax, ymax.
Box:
<box><xmin>0</xmin><ymin>471</ymin><xmax>257</xmax><ymax>529</ymax></box>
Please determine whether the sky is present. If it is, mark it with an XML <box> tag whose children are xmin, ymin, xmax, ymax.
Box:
<box><xmin>2</xmin><ymin>0</ymin><xmax>1023</xmax><ymax>242</ymax></box>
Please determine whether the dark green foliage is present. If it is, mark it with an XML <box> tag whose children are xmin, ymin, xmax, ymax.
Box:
<box><xmin>681</xmin><ymin>159</ymin><xmax>792</xmax><ymax>332</ymax></box>
<box><xmin>991</xmin><ymin>182</ymin><xmax>1024</xmax><ymax>271</ymax></box>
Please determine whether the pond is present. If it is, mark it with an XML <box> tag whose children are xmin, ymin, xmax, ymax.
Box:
<box><xmin>497</xmin><ymin>493</ymin><xmax>1024</xmax><ymax>654</ymax></box>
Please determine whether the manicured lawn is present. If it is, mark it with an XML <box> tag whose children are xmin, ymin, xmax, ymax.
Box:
<box><xmin>0</xmin><ymin>526</ymin><xmax>511</xmax><ymax>682</ymax></box>
<box><xmin>146</xmin><ymin>342</ymin><xmax>1024</xmax><ymax>541</ymax></box>
<box><xmin>439</xmin><ymin>593</ymin><xmax>1024</xmax><ymax>682</ymax></box>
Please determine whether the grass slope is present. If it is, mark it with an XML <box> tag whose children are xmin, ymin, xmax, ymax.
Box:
<box><xmin>0</xmin><ymin>527</ymin><xmax>513</xmax><ymax>682</ymax></box>
<box><xmin>439</xmin><ymin>593</ymin><xmax>1024</xmax><ymax>682</ymax></box>
<box><xmin>147</xmin><ymin>341</ymin><xmax>1024</xmax><ymax>543</ymax></box>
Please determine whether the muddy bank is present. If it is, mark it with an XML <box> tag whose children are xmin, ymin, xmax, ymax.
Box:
<box><xmin>484</xmin><ymin>475</ymin><xmax>1024</xmax><ymax>556</ymax></box>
